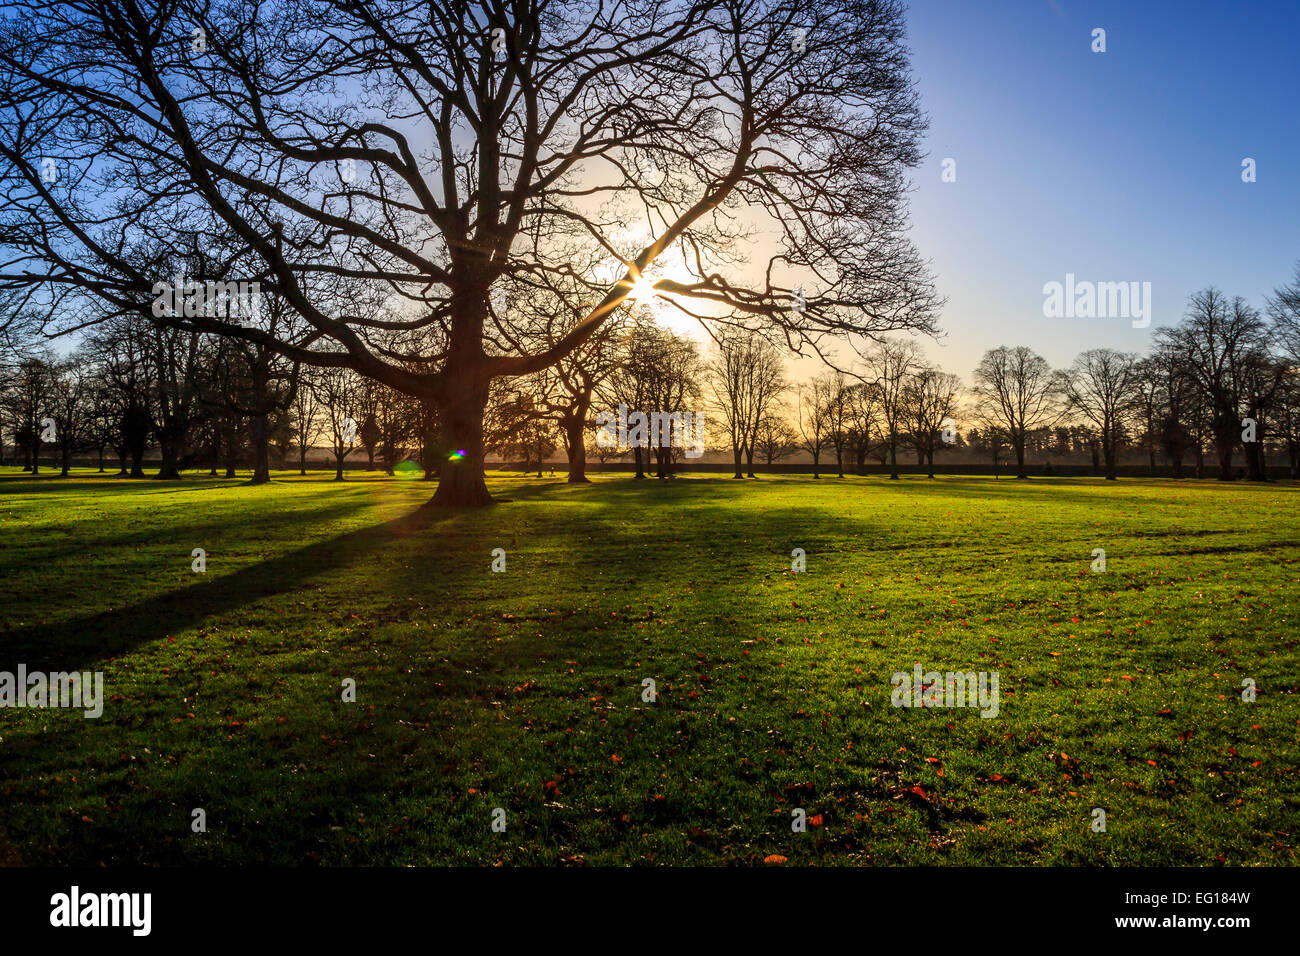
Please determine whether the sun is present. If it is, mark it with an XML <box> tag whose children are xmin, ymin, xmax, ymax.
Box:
<box><xmin>617</xmin><ymin>264</ymin><xmax>711</xmax><ymax>341</ymax></box>
<box><xmin>626</xmin><ymin>272</ymin><xmax>659</xmax><ymax>303</ymax></box>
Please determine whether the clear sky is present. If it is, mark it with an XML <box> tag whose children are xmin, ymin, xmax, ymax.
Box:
<box><xmin>901</xmin><ymin>0</ymin><xmax>1300</xmax><ymax>377</ymax></box>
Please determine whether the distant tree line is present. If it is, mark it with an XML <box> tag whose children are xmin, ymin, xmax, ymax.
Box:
<box><xmin>4</xmin><ymin>267</ymin><xmax>1300</xmax><ymax>483</ymax></box>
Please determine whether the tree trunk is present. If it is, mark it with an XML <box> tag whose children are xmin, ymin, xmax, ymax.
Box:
<box><xmin>250</xmin><ymin>413</ymin><xmax>271</xmax><ymax>484</ymax></box>
<box><xmin>732</xmin><ymin>444</ymin><xmax>743</xmax><ymax>479</ymax></box>
<box><xmin>1216</xmin><ymin>436</ymin><xmax>1234</xmax><ymax>480</ymax></box>
<box><xmin>1013</xmin><ymin>438</ymin><xmax>1027</xmax><ymax>479</ymax></box>
<box><xmin>1245</xmin><ymin>438</ymin><xmax>1266</xmax><ymax>481</ymax></box>
<box><xmin>157</xmin><ymin>443</ymin><xmax>181</xmax><ymax>480</ymax></box>
<box><xmin>565</xmin><ymin>413</ymin><xmax>590</xmax><ymax>483</ymax></box>
<box><xmin>1146</xmin><ymin>415</ymin><xmax>1156</xmax><ymax>477</ymax></box>
<box><xmin>431</xmin><ymin>382</ymin><xmax>493</xmax><ymax>507</ymax></box>
<box><xmin>888</xmin><ymin>433</ymin><xmax>898</xmax><ymax>480</ymax></box>
<box><xmin>124</xmin><ymin>406</ymin><xmax>149</xmax><ymax>477</ymax></box>
<box><xmin>745</xmin><ymin>446</ymin><xmax>756</xmax><ymax>479</ymax></box>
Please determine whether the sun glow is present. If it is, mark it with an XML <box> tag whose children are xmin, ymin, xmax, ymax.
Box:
<box><xmin>626</xmin><ymin>272</ymin><xmax>659</xmax><ymax>303</ymax></box>
<box><xmin>616</xmin><ymin>264</ymin><xmax>711</xmax><ymax>341</ymax></box>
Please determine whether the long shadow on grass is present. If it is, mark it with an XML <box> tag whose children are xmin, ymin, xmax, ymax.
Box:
<box><xmin>0</xmin><ymin>475</ymin><xmax>255</xmax><ymax>495</ymax></box>
<box><xmin>0</xmin><ymin>473</ymin><xmax>414</xmax><ymax>495</ymax></box>
<box><xmin>0</xmin><ymin>498</ymin><xmax>484</xmax><ymax>673</ymax></box>
<box><xmin>0</xmin><ymin>498</ymin><xmax>372</xmax><ymax>578</ymax></box>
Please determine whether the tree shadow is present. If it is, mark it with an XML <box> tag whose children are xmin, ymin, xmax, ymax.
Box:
<box><xmin>0</xmin><ymin>499</ymin><xmax>370</xmax><ymax>578</ymax></box>
<box><xmin>3</xmin><ymin>500</ymin><xmax>467</xmax><ymax>674</ymax></box>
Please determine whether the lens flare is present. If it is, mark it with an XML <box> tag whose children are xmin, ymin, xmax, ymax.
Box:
<box><xmin>627</xmin><ymin>273</ymin><xmax>658</xmax><ymax>302</ymax></box>
<box><xmin>448</xmin><ymin>449</ymin><xmax>466</xmax><ymax>461</ymax></box>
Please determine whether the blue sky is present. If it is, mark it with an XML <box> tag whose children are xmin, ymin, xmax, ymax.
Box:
<box><xmin>902</xmin><ymin>0</ymin><xmax>1300</xmax><ymax>375</ymax></box>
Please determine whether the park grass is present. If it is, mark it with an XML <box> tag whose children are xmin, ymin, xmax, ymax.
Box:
<box><xmin>0</xmin><ymin>466</ymin><xmax>1296</xmax><ymax>866</ymax></box>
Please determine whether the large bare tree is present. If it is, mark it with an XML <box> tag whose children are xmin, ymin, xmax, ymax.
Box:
<box><xmin>903</xmin><ymin>362</ymin><xmax>959</xmax><ymax>478</ymax></box>
<box><xmin>1268</xmin><ymin>260</ymin><xmax>1300</xmax><ymax>364</ymax></box>
<box><xmin>47</xmin><ymin>356</ymin><xmax>93</xmax><ymax>476</ymax></box>
<box><xmin>1157</xmin><ymin>288</ymin><xmax>1276</xmax><ymax>481</ymax></box>
<box><xmin>1061</xmin><ymin>348</ymin><xmax>1139</xmax><ymax>481</ymax></box>
<box><xmin>708</xmin><ymin>329</ymin><xmax>785</xmax><ymax>478</ymax></box>
<box><xmin>0</xmin><ymin>0</ymin><xmax>939</xmax><ymax>505</ymax></box>
<box><xmin>3</xmin><ymin>350</ymin><xmax>52</xmax><ymax>471</ymax></box>
<box><xmin>797</xmin><ymin>371</ymin><xmax>834</xmax><ymax>478</ymax></box>
<box><xmin>531</xmin><ymin>311</ymin><xmax>621</xmax><ymax>484</ymax></box>
<box><xmin>971</xmin><ymin>345</ymin><xmax>1061</xmax><ymax>479</ymax></box>
<box><xmin>842</xmin><ymin>378</ymin><xmax>878</xmax><ymax>473</ymax></box>
<box><xmin>862</xmin><ymin>336</ymin><xmax>918</xmax><ymax>479</ymax></box>
<box><xmin>754</xmin><ymin>407</ymin><xmax>799</xmax><ymax>464</ymax></box>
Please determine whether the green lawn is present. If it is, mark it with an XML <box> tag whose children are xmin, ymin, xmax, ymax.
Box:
<box><xmin>0</xmin><ymin>468</ymin><xmax>1296</xmax><ymax>865</ymax></box>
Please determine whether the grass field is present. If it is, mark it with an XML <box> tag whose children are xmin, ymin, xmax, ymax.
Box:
<box><xmin>0</xmin><ymin>468</ymin><xmax>1296</xmax><ymax>866</ymax></box>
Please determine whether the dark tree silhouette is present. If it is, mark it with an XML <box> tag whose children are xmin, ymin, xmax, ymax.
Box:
<box><xmin>0</xmin><ymin>0</ymin><xmax>939</xmax><ymax>505</ymax></box>
<box><xmin>972</xmin><ymin>345</ymin><xmax>1061</xmax><ymax>480</ymax></box>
